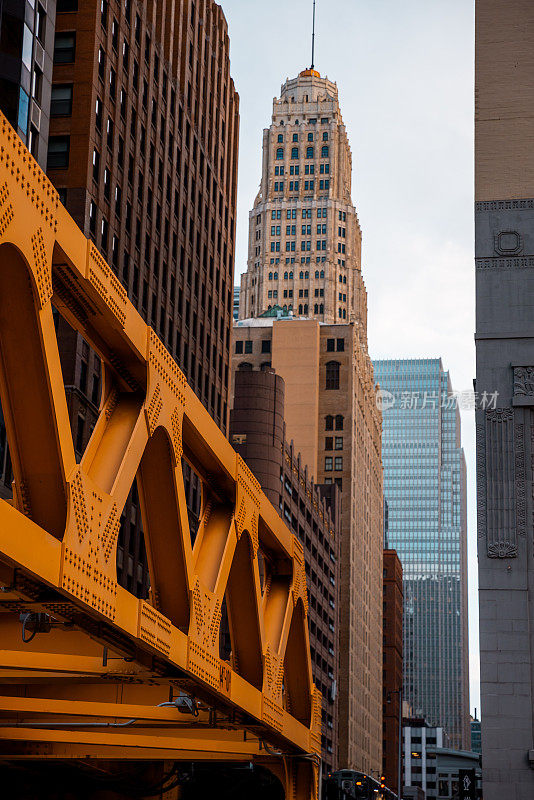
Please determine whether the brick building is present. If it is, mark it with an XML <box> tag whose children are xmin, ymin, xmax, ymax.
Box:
<box><xmin>383</xmin><ymin>548</ymin><xmax>403</xmax><ymax>793</ymax></box>
<box><xmin>229</xmin><ymin>366</ymin><xmax>341</xmax><ymax>771</ymax></box>
<box><xmin>232</xmin><ymin>316</ymin><xmax>383</xmax><ymax>774</ymax></box>
<box><xmin>0</xmin><ymin>0</ymin><xmax>240</xmax><ymax>594</ymax></box>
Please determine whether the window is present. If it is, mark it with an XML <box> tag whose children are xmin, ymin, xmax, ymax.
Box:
<box><xmin>325</xmin><ymin>437</ymin><xmax>333</xmax><ymax>451</ymax></box>
<box><xmin>235</xmin><ymin>341</ymin><xmax>243</xmax><ymax>354</ymax></box>
<box><xmin>336</xmin><ymin>338</ymin><xmax>344</xmax><ymax>352</ymax></box>
<box><xmin>323</xmin><ymin>131</ymin><xmax>328</xmax><ymax>140</ymax></box>
<box><xmin>47</xmin><ymin>136</ymin><xmax>70</xmax><ymax>168</ymax></box>
<box><xmin>334</xmin><ymin>457</ymin><xmax>343</xmax><ymax>471</ymax></box>
<box><xmin>54</xmin><ymin>31</ymin><xmax>76</xmax><ymax>63</ymax></box>
<box><xmin>291</xmin><ymin>147</ymin><xmax>299</xmax><ymax>159</ymax></box>
<box><xmin>325</xmin><ymin>415</ymin><xmax>334</xmax><ymax>431</ymax></box>
<box><xmin>335</xmin><ymin>415</ymin><xmax>344</xmax><ymax>430</ymax></box>
<box><xmin>50</xmin><ymin>84</ymin><xmax>73</xmax><ymax>116</ymax></box>
<box><xmin>325</xmin><ymin>457</ymin><xmax>333</xmax><ymax>472</ymax></box>
<box><xmin>326</xmin><ymin>339</ymin><xmax>335</xmax><ymax>352</ymax></box>
<box><xmin>276</xmin><ymin>147</ymin><xmax>284</xmax><ymax>160</ymax></box>
<box><xmin>277</xmin><ymin>133</ymin><xmax>283</xmax><ymax>143</ymax></box>
<box><xmin>306</xmin><ymin>146</ymin><xmax>314</xmax><ymax>158</ymax></box>
<box><xmin>261</xmin><ymin>340</ymin><xmax>271</xmax><ymax>354</ymax></box>
<box><xmin>57</xmin><ymin>0</ymin><xmax>78</xmax><ymax>10</ymax></box>
<box><xmin>244</xmin><ymin>340</ymin><xmax>253</xmax><ymax>354</ymax></box>
<box><xmin>17</xmin><ymin>88</ymin><xmax>29</xmax><ymax>135</ymax></box>
<box><xmin>92</xmin><ymin>148</ymin><xmax>100</xmax><ymax>182</ymax></box>
<box><xmin>292</xmin><ymin>133</ymin><xmax>298</xmax><ymax>142</ymax></box>
<box><xmin>335</xmin><ymin>437</ymin><xmax>343</xmax><ymax>450</ymax></box>
<box><xmin>321</xmin><ymin>145</ymin><xmax>329</xmax><ymax>157</ymax></box>
<box><xmin>325</xmin><ymin>361</ymin><xmax>340</xmax><ymax>390</ymax></box>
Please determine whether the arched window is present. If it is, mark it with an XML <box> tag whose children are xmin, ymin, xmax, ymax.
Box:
<box><xmin>276</xmin><ymin>148</ymin><xmax>284</xmax><ymax>160</ymax></box>
<box><xmin>306</xmin><ymin>146</ymin><xmax>314</xmax><ymax>159</ymax></box>
<box><xmin>284</xmin><ymin>271</ymin><xmax>288</xmax><ymax>279</ymax></box>
<box><xmin>323</xmin><ymin>131</ymin><xmax>328</xmax><ymax>141</ymax></box>
<box><xmin>319</xmin><ymin>303</ymin><xmax>324</xmax><ymax>313</ymax></box>
<box><xmin>274</xmin><ymin>272</ymin><xmax>278</xmax><ymax>279</ymax></box>
<box><xmin>305</xmin><ymin>271</ymin><xmax>309</xmax><ymax>278</ymax></box>
<box><xmin>277</xmin><ymin>133</ymin><xmax>284</xmax><ymax>143</ymax></box>
<box><xmin>325</xmin><ymin>415</ymin><xmax>334</xmax><ymax>431</ymax></box>
<box><xmin>314</xmin><ymin>303</ymin><xmax>318</xmax><ymax>314</ymax></box>
<box><xmin>315</xmin><ymin>270</ymin><xmax>319</xmax><ymax>279</ymax></box>
<box><xmin>268</xmin><ymin>272</ymin><xmax>273</xmax><ymax>280</ymax></box>
<box><xmin>283</xmin><ymin>304</ymin><xmax>288</xmax><ymax>311</ymax></box>
<box><xmin>239</xmin><ymin>362</ymin><xmax>253</xmax><ymax>371</ymax></box>
<box><xmin>288</xmin><ymin>304</ymin><xmax>293</xmax><ymax>311</ymax></box>
<box><xmin>299</xmin><ymin>271</ymin><xmax>303</xmax><ymax>279</ymax></box>
<box><xmin>321</xmin><ymin>145</ymin><xmax>329</xmax><ymax>157</ymax></box>
<box><xmin>291</xmin><ymin>147</ymin><xmax>299</xmax><ymax>159</ymax></box>
<box><xmin>303</xmin><ymin>304</ymin><xmax>308</xmax><ymax>314</ymax></box>
<box><xmin>335</xmin><ymin>415</ymin><xmax>344</xmax><ymax>430</ymax></box>
<box><xmin>298</xmin><ymin>304</ymin><xmax>303</xmax><ymax>314</ymax></box>
<box><xmin>320</xmin><ymin>270</ymin><xmax>324</xmax><ymax>278</ymax></box>
<box><xmin>325</xmin><ymin>361</ymin><xmax>340</xmax><ymax>390</ymax></box>
<box><xmin>289</xmin><ymin>271</ymin><xmax>293</xmax><ymax>279</ymax></box>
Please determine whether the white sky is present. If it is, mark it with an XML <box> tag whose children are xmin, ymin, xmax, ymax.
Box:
<box><xmin>222</xmin><ymin>0</ymin><xmax>478</xmax><ymax>716</ymax></box>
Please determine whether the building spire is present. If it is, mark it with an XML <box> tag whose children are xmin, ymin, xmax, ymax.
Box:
<box><xmin>311</xmin><ymin>0</ymin><xmax>316</xmax><ymax>69</ymax></box>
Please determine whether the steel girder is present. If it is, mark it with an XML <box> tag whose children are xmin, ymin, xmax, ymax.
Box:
<box><xmin>0</xmin><ymin>114</ymin><xmax>320</xmax><ymax>798</ymax></box>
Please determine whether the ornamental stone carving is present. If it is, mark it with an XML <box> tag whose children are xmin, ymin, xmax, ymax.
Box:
<box><xmin>513</xmin><ymin>366</ymin><xmax>534</xmax><ymax>406</ymax></box>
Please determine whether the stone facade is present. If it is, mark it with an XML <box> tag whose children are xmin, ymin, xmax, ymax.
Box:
<box><xmin>239</xmin><ymin>69</ymin><xmax>367</xmax><ymax>329</ymax></box>
<box><xmin>232</xmin><ymin>317</ymin><xmax>383</xmax><ymax>775</ymax></box>
<box><xmin>476</xmin><ymin>1</ymin><xmax>534</xmax><ymax>797</ymax></box>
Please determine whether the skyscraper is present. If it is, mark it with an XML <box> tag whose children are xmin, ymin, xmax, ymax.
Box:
<box><xmin>239</xmin><ymin>69</ymin><xmax>367</xmax><ymax>331</ymax></box>
<box><xmin>476</xmin><ymin>2</ymin><xmax>534</xmax><ymax>796</ymax></box>
<box><xmin>373</xmin><ymin>359</ymin><xmax>469</xmax><ymax>749</ymax></box>
<box><xmin>234</xmin><ymin>65</ymin><xmax>383</xmax><ymax>772</ymax></box>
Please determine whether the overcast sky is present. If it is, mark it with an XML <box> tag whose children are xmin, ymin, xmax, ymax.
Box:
<box><xmin>222</xmin><ymin>0</ymin><xmax>478</xmax><ymax>715</ymax></box>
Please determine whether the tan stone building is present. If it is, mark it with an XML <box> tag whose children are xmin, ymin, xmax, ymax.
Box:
<box><xmin>235</xmin><ymin>66</ymin><xmax>383</xmax><ymax>774</ymax></box>
<box><xmin>239</xmin><ymin>69</ymin><xmax>367</xmax><ymax>329</ymax></box>
<box><xmin>231</xmin><ymin>318</ymin><xmax>383</xmax><ymax>774</ymax></box>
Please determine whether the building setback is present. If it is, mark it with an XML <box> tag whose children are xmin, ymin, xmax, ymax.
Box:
<box><xmin>373</xmin><ymin>359</ymin><xmax>469</xmax><ymax>750</ymax></box>
<box><xmin>383</xmin><ymin>548</ymin><xmax>403</xmax><ymax>794</ymax></box>
<box><xmin>232</xmin><ymin>317</ymin><xmax>383</xmax><ymax>775</ymax></box>
<box><xmin>229</xmin><ymin>367</ymin><xmax>341</xmax><ymax>771</ymax></box>
<box><xmin>0</xmin><ymin>0</ymin><xmax>239</xmax><ymax>593</ymax></box>
<box><xmin>475</xmin><ymin>1</ymin><xmax>534</xmax><ymax>796</ymax></box>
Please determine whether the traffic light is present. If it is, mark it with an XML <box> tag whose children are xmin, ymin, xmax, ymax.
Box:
<box><xmin>380</xmin><ymin>776</ymin><xmax>386</xmax><ymax>789</ymax></box>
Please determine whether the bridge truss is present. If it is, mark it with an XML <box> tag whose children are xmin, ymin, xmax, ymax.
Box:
<box><xmin>0</xmin><ymin>114</ymin><xmax>320</xmax><ymax>797</ymax></box>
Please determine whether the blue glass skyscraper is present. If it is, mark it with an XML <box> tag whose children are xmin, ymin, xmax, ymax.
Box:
<box><xmin>373</xmin><ymin>359</ymin><xmax>469</xmax><ymax>750</ymax></box>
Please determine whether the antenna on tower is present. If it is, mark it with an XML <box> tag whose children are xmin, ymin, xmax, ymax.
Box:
<box><xmin>311</xmin><ymin>0</ymin><xmax>316</xmax><ymax>69</ymax></box>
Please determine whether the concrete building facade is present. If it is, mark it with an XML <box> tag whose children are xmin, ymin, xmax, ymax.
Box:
<box><xmin>232</xmin><ymin>316</ymin><xmax>383</xmax><ymax>775</ymax></box>
<box><xmin>229</xmin><ymin>367</ymin><xmax>342</xmax><ymax>771</ymax></box>
<box><xmin>475</xmin><ymin>1</ymin><xmax>534</xmax><ymax>796</ymax></box>
<box><xmin>403</xmin><ymin>718</ymin><xmax>481</xmax><ymax>799</ymax></box>
<box><xmin>239</xmin><ymin>68</ymin><xmax>367</xmax><ymax>331</ymax></box>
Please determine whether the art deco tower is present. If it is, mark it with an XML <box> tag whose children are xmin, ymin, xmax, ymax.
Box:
<box><xmin>239</xmin><ymin>69</ymin><xmax>367</xmax><ymax>328</ymax></box>
<box><xmin>234</xmin><ymin>67</ymin><xmax>384</xmax><ymax>774</ymax></box>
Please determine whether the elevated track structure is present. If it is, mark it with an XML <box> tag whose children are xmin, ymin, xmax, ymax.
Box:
<box><xmin>0</xmin><ymin>113</ymin><xmax>320</xmax><ymax>798</ymax></box>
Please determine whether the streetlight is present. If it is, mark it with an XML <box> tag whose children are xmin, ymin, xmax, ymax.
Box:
<box><xmin>387</xmin><ymin>687</ymin><xmax>403</xmax><ymax>800</ymax></box>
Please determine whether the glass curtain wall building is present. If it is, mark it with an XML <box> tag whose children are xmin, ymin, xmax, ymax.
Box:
<box><xmin>373</xmin><ymin>359</ymin><xmax>469</xmax><ymax>749</ymax></box>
